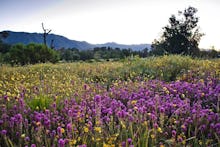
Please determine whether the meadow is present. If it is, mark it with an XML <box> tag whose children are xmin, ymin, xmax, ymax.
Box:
<box><xmin>0</xmin><ymin>55</ymin><xmax>220</xmax><ymax>147</ymax></box>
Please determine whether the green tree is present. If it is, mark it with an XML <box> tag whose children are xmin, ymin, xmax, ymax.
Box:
<box><xmin>9</xmin><ymin>44</ymin><xmax>27</xmax><ymax>65</ymax></box>
<box><xmin>61</xmin><ymin>48</ymin><xmax>80</xmax><ymax>62</ymax></box>
<box><xmin>122</xmin><ymin>48</ymin><xmax>132</xmax><ymax>57</ymax></box>
<box><xmin>141</xmin><ymin>47</ymin><xmax>149</xmax><ymax>57</ymax></box>
<box><xmin>0</xmin><ymin>42</ymin><xmax>11</xmax><ymax>54</ymax></box>
<box><xmin>79</xmin><ymin>50</ymin><xmax>93</xmax><ymax>61</ymax></box>
<box><xmin>8</xmin><ymin>43</ymin><xmax>59</xmax><ymax>65</ymax></box>
<box><xmin>0</xmin><ymin>31</ymin><xmax>11</xmax><ymax>54</ymax></box>
<box><xmin>152</xmin><ymin>6</ymin><xmax>204</xmax><ymax>56</ymax></box>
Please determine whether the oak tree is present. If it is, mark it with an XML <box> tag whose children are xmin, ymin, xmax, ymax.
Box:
<box><xmin>152</xmin><ymin>6</ymin><xmax>204</xmax><ymax>56</ymax></box>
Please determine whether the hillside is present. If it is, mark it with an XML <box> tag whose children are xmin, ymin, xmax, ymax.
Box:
<box><xmin>1</xmin><ymin>31</ymin><xmax>94</xmax><ymax>50</ymax></box>
<box><xmin>1</xmin><ymin>31</ymin><xmax>151</xmax><ymax>50</ymax></box>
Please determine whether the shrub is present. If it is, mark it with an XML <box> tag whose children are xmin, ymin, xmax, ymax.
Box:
<box><xmin>8</xmin><ymin>43</ymin><xmax>59</xmax><ymax>65</ymax></box>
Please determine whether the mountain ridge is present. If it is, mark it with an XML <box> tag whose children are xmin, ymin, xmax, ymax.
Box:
<box><xmin>1</xmin><ymin>31</ymin><xmax>151</xmax><ymax>51</ymax></box>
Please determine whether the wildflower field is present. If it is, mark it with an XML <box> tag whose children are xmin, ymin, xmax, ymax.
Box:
<box><xmin>0</xmin><ymin>55</ymin><xmax>220</xmax><ymax>147</ymax></box>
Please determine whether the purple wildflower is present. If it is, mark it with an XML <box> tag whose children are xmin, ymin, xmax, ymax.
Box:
<box><xmin>172</xmin><ymin>130</ymin><xmax>176</xmax><ymax>137</ymax></box>
<box><xmin>67</xmin><ymin>123</ymin><xmax>72</xmax><ymax>132</ymax></box>
<box><xmin>121</xmin><ymin>141</ymin><xmax>126</xmax><ymax>147</ymax></box>
<box><xmin>31</xmin><ymin>144</ymin><xmax>36</xmax><ymax>147</ymax></box>
<box><xmin>78</xmin><ymin>144</ymin><xmax>87</xmax><ymax>147</ymax></box>
<box><xmin>94</xmin><ymin>95</ymin><xmax>101</xmax><ymax>103</ymax></box>
<box><xmin>127</xmin><ymin>138</ymin><xmax>132</xmax><ymax>144</ymax></box>
<box><xmin>58</xmin><ymin>138</ymin><xmax>65</xmax><ymax>147</ymax></box>
<box><xmin>1</xmin><ymin>130</ymin><xmax>7</xmax><ymax>135</ymax></box>
<box><xmin>25</xmin><ymin>136</ymin><xmax>30</xmax><ymax>142</ymax></box>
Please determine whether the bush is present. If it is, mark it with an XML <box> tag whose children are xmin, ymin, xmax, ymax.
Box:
<box><xmin>8</xmin><ymin>43</ymin><xmax>59</xmax><ymax>65</ymax></box>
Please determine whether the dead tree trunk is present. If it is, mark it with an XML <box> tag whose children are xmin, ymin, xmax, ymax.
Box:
<box><xmin>42</xmin><ymin>23</ymin><xmax>51</xmax><ymax>46</ymax></box>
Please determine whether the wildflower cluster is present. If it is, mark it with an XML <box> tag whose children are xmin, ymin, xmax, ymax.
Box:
<box><xmin>0</xmin><ymin>55</ymin><xmax>219</xmax><ymax>146</ymax></box>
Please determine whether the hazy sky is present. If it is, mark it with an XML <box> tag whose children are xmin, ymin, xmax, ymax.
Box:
<box><xmin>1</xmin><ymin>0</ymin><xmax>220</xmax><ymax>49</ymax></box>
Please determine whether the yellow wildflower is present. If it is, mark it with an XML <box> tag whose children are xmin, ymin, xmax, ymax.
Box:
<box><xmin>181</xmin><ymin>125</ymin><xmax>186</xmax><ymax>130</ymax></box>
<box><xmin>77</xmin><ymin>111</ymin><xmax>81</xmax><ymax>117</ymax></box>
<box><xmin>131</xmin><ymin>100</ymin><xmax>137</xmax><ymax>105</ymax></box>
<box><xmin>163</xmin><ymin>87</ymin><xmax>167</xmax><ymax>91</ymax></box>
<box><xmin>150</xmin><ymin>134</ymin><xmax>155</xmax><ymax>139</ymax></box>
<box><xmin>6</xmin><ymin>92</ymin><xmax>11</xmax><ymax>97</ymax></box>
<box><xmin>199</xmin><ymin>79</ymin><xmax>204</xmax><ymax>83</ymax></box>
<box><xmin>96</xmin><ymin>138</ymin><xmax>101</xmax><ymax>141</ymax></box>
<box><xmin>84</xmin><ymin>126</ymin><xmax>89</xmax><ymax>133</ymax></box>
<box><xmin>69</xmin><ymin>139</ymin><xmax>77</xmax><ymax>145</ymax></box>
<box><xmin>96</xmin><ymin>120</ymin><xmax>100</xmax><ymax>125</ymax></box>
<box><xmin>61</xmin><ymin>128</ymin><xmax>65</xmax><ymax>133</ymax></box>
<box><xmin>21</xmin><ymin>134</ymin><xmax>25</xmax><ymax>138</ymax></box>
<box><xmin>181</xmin><ymin>94</ymin><xmax>185</xmax><ymax>98</ymax></box>
<box><xmin>94</xmin><ymin>127</ymin><xmax>102</xmax><ymax>133</ymax></box>
<box><xmin>103</xmin><ymin>143</ymin><xmax>115</xmax><ymax>147</ymax></box>
<box><xmin>157</xmin><ymin>127</ymin><xmax>163</xmax><ymax>133</ymax></box>
<box><xmin>182</xmin><ymin>140</ymin><xmax>186</xmax><ymax>145</ymax></box>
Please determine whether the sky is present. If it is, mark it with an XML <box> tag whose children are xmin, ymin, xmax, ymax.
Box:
<box><xmin>0</xmin><ymin>0</ymin><xmax>220</xmax><ymax>49</ymax></box>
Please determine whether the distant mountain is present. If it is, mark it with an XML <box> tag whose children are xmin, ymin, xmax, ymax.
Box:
<box><xmin>1</xmin><ymin>31</ymin><xmax>94</xmax><ymax>50</ymax></box>
<box><xmin>1</xmin><ymin>31</ymin><xmax>151</xmax><ymax>51</ymax></box>
<box><xmin>96</xmin><ymin>42</ymin><xmax>151</xmax><ymax>51</ymax></box>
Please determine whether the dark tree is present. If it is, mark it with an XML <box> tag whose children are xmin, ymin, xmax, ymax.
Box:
<box><xmin>42</xmin><ymin>23</ymin><xmax>52</xmax><ymax>46</ymax></box>
<box><xmin>79</xmin><ymin>50</ymin><xmax>93</xmax><ymax>61</ymax></box>
<box><xmin>152</xmin><ymin>6</ymin><xmax>204</xmax><ymax>56</ymax></box>
<box><xmin>141</xmin><ymin>47</ymin><xmax>149</xmax><ymax>57</ymax></box>
<box><xmin>0</xmin><ymin>42</ymin><xmax>11</xmax><ymax>54</ymax></box>
<box><xmin>8</xmin><ymin>43</ymin><xmax>59</xmax><ymax>65</ymax></box>
<box><xmin>60</xmin><ymin>48</ymin><xmax>80</xmax><ymax>61</ymax></box>
<box><xmin>0</xmin><ymin>31</ymin><xmax>10</xmax><ymax>52</ymax></box>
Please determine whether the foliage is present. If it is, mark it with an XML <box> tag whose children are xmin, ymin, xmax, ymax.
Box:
<box><xmin>27</xmin><ymin>95</ymin><xmax>53</xmax><ymax>110</ymax></box>
<box><xmin>199</xmin><ymin>49</ymin><xmax>220</xmax><ymax>58</ymax></box>
<box><xmin>59</xmin><ymin>48</ymin><xmax>80</xmax><ymax>62</ymax></box>
<box><xmin>152</xmin><ymin>6</ymin><xmax>204</xmax><ymax>56</ymax></box>
<box><xmin>0</xmin><ymin>31</ymin><xmax>11</xmax><ymax>56</ymax></box>
<box><xmin>0</xmin><ymin>41</ymin><xmax>11</xmax><ymax>54</ymax></box>
<box><xmin>7</xmin><ymin>43</ymin><xmax>59</xmax><ymax>65</ymax></box>
<box><xmin>58</xmin><ymin>47</ymin><xmax>150</xmax><ymax>62</ymax></box>
<box><xmin>0</xmin><ymin>41</ymin><xmax>218</xmax><ymax>65</ymax></box>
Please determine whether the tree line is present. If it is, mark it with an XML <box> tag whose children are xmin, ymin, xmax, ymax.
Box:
<box><xmin>0</xmin><ymin>41</ymin><xmax>150</xmax><ymax>65</ymax></box>
<box><xmin>0</xmin><ymin>40</ymin><xmax>218</xmax><ymax>66</ymax></box>
<box><xmin>58</xmin><ymin>47</ymin><xmax>149</xmax><ymax>62</ymax></box>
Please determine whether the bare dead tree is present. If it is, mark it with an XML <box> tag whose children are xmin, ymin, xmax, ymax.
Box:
<box><xmin>42</xmin><ymin>23</ymin><xmax>51</xmax><ymax>46</ymax></box>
